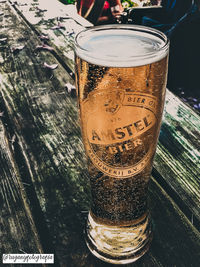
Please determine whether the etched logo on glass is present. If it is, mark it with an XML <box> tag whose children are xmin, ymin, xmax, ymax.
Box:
<box><xmin>83</xmin><ymin>90</ymin><xmax>157</xmax><ymax>178</ymax></box>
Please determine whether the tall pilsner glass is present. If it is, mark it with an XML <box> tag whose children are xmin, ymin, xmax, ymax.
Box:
<box><xmin>74</xmin><ymin>25</ymin><xmax>169</xmax><ymax>264</ymax></box>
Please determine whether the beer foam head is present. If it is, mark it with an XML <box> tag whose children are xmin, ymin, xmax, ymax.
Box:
<box><xmin>75</xmin><ymin>25</ymin><xmax>169</xmax><ymax>67</ymax></box>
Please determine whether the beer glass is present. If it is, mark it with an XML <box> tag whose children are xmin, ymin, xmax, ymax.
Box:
<box><xmin>74</xmin><ymin>25</ymin><xmax>169</xmax><ymax>264</ymax></box>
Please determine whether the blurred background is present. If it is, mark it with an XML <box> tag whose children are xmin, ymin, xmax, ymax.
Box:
<box><xmin>59</xmin><ymin>0</ymin><xmax>200</xmax><ymax>112</ymax></box>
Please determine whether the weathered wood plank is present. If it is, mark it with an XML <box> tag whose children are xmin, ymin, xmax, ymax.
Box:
<box><xmin>1</xmin><ymin>1</ymin><xmax>200</xmax><ymax>266</ymax></box>
<box><xmin>11</xmin><ymin>0</ymin><xmax>200</xmax><ymax>229</ymax></box>
<box><xmin>0</xmin><ymin>3</ymin><xmax>45</xmax><ymax>259</ymax></box>
<box><xmin>155</xmin><ymin>91</ymin><xmax>200</xmax><ymax>228</ymax></box>
<box><xmin>0</xmin><ymin>117</ymin><xmax>43</xmax><ymax>259</ymax></box>
<box><xmin>8</xmin><ymin>0</ymin><xmax>92</xmax><ymax>74</ymax></box>
<box><xmin>0</xmin><ymin>1</ymin><xmax>90</xmax><ymax>264</ymax></box>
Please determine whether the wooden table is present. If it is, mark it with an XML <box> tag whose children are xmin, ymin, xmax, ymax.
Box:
<box><xmin>0</xmin><ymin>0</ymin><xmax>200</xmax><ymax>266</ymax></box>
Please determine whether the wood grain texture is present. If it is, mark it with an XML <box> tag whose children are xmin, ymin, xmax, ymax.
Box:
<box><xmin>155</xmin><ymin>91</ymin><xmax>200</xmax><ymax>228</ymax></box>
<box><xmin>0</xmin><ymin>1</ymin><xmax>44</xmax><ymax>261</ymax></box>
<box><xmin>0</xmin><ymin>1</ymin><xmax>200</xmax><ymax>266</ymax></box>
<box><xmin>0</xmin><ymin>118</ymin><xmax>43</xmax><ymax>258</ymax></box>
<box><xmin>0</xmin><ymin>0</ymin><xmax>91</xmax><ymax>262</ymax></box>
<box><xmin>8</xmin><ymin>0</ymin><xmax>92</xmax><ymax>74</ymax></box>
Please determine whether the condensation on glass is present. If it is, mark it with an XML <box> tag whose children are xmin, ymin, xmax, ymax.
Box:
<box><xmin>75</xmin><ymin>25</ymin><xmax>169</xmax><ymax>264</ymax></box>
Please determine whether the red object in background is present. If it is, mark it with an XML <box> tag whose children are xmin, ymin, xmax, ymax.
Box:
<box><xmin>104</xmin><ymin>1</ymin><xmax>110</xmax><ymax>10</ymax></box>
<box><xmin>76</xmin><ymin>0</ymin><xmax>121</xmax><ymax>25</ymax></box>
<box><xmin>77</xmin><ymin>0</ymin><xmax>110</xmax><ymax>11</ymax></box>
<box><xmin>77</xmin><ymin>0</ymin><xmax>108</xmax><ymax>24</ymax></box>
<box><xmin>80</xmin><ymin>0</ymin><xmax>93</xmax><ymax>8</ymax></box>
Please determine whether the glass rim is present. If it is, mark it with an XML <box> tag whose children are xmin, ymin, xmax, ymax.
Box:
<box><xmin>74</xmin><ymin>24</ymin><xmax>169</xmax><ymax>67</ymax></box>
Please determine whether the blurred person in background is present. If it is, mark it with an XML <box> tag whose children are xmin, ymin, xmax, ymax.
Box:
<box><xmin>75</xmin><ymin>0</ymin><xmax>200</xmax><ymax>109</ymax></box>
<box><xmin>76</xmin><ymin>0</ymin><xmax>123</xmax><ymax>25</ymax></box>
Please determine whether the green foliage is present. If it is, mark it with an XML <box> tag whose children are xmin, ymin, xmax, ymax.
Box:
<box><xmin>121</xmin><ymin>0</ymin><xmax>159</xmax><ymax>9</ymax></box>
<box><xmin>59</xmin><ymin>0</ymin><xmax>76</xmax><ymax>5</ymax></box>
<box><xmin>121</xmin><ymin>0</ymin><xmax>139</xmax><ymax>8</ymax></box>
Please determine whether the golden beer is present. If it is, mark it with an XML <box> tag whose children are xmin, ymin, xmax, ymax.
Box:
<box><xmin>75</xmin><ymin>25</ymin><xmax>169</xmax><ymax>264</ymax></box>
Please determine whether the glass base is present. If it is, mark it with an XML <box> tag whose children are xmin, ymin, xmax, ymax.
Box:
<box><xmin>85</xmin><ymin>212</ymin><xmax>152</xmax><ymax>265</ymax></box>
